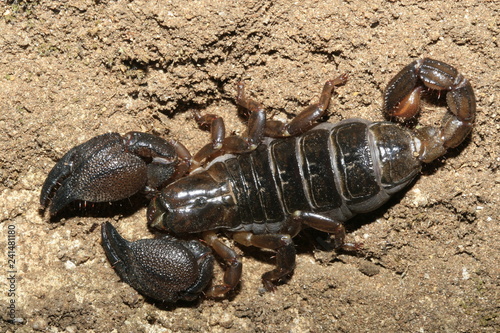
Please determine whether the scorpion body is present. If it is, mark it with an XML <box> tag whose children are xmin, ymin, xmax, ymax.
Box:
<box><xmin>41</xmin><ymin>58</ymin><xmax>476</xmax><ymax>302</ymax></box>
<box><xmin>150</xmin><ymin>119</ymin><xmax>419</xmax><ymax>237</ymax></box>
<box><xmin>146</xmin><ymin>118</ymin><xmax>421</xmax><ymax>296</ymax></box>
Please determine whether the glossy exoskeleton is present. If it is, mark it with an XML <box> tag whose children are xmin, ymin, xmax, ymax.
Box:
<box><xmin>41</xmin><ymin>58</ymin><xmax>476</xmax><ymax>302</ymax></box>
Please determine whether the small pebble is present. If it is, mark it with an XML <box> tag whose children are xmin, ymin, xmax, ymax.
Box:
<box><xmin>359</xmin><ymin>261</ymin><xmax>380</xmax><ymax>277</ymax></box>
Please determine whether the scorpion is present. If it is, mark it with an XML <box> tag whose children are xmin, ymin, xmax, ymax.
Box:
<box><xmin>40</xmin><ymin>59</ymin><xmax>476</xmax><ymax>303</ymax></box>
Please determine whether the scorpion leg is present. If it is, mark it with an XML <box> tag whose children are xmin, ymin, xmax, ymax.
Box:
<box><xmin>191</xmin><ymin>112</ymin><xmax>225</xmax><ymax>167</ymax></box>
<box><xmin>293</xmin><ymin>211</ymin><xmax>360</xmax><ymax>251</ymax></box>
<box><xmin>190</xmin><ymin>74</ymin><xmax>347</xmax><ymax>166</ymax></box>
<box><xmin>237</xmin><ymin>74</ymin><xmax>348</xmax><ymax>137</ymax></box>
<box><xmin>101</xmin><ymin>222</ymin><xmax>214</xmax><ymax>302</ymax></box>
<box><xmin>190</xmin><ymin>106</ymin><xmax>266</xmax><ymax>168</ymax></box>
<box><xmin>233</xmin><ymin>231</ymin><xmax>296</xmax><ymax>292</ymax></box>
<box><xmin>202</xmin><ymin>231</ymin><xmax>243</xmax><ymax>297</ymax></box>
<box><xmin>384</xmin><ymin>58</ymin><xmax>476</xmax><ymax>162</ymax></box>
<box><xmin>230</xmin><ymin>213</ymin><xmax>360</xmax><ymax>292</ymax></box>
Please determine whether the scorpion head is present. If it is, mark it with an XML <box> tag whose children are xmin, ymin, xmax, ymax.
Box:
<box><xmin>148</xmin><ymin>168</ymin><xmax>238</xmax><ymax>234</ymax></box>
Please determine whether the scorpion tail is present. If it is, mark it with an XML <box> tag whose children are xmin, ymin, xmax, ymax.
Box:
<box><xmin>384</xmin><ymin>58</ymin><xmax>476</xmax><ymax>163</ymax></box>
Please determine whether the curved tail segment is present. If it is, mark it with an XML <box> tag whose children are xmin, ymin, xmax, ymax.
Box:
<box><xmin>384</xmin><ymin>58</ymin><xmax>476</xmax><ymax>163</ymax></box>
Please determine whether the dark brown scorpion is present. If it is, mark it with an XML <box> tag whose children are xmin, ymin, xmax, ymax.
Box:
<box><xmin>40</xmin><ymin>59</ymin><xmax>476</xmax><ymax>303</ymax></box>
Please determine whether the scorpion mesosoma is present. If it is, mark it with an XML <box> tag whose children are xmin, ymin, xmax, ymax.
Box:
<box><xmin>40</xmin><ymin>58</ymin><xmax>476</xmax><ymax>302</ymax></box>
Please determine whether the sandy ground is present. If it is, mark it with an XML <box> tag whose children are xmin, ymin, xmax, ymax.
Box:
<box><xmin>0</xmin><ymin>0</ymin><xmax>499</xmax><ymax>332</ymax></box>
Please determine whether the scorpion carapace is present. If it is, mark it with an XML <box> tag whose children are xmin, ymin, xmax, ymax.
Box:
<box><xmin>40</xmin><ymin>58</ymin><xmax>476</xmax><ymax>302</ymax></box>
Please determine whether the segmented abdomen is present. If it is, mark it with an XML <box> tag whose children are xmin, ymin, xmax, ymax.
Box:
<box><xmin>212</xmin><ymin>119</ymin><xmax>420</xmax><ymax>234</ymax></box>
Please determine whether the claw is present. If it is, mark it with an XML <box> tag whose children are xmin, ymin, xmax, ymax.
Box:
<box><xmin>101</xmin><ymin>222</ymin><xmax>214</xmax><ymax>302</ymax></box>
<box><xmin>384</xmin><ymin>58</ymin><xmax>476</xmax><ymax>162</ymax></box>
<box><xmin>40</xmin><ymin>132</ymin><xmax>183</xmax><ymax>216</ymax></box>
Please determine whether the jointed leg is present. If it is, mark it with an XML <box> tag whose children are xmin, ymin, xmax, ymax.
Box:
<box><xmin>291</xmin><ymin>211</ymin><xmax>360</xmax><ymax>251</ymax></box>
<box><xmin>236</xmin><ymin>74</ymin><xmax>348</xmax><ymax>137</ymax></box>
<box><xmin>233</xmin><ymin>231</ymin><xmax>296</xmax><ymax>291</ymax></box>
<box><xmin>190</xmin><ymin>74</ymin><xmax>347</xmax><ymax>168</ymax></box>
<box><xmin>190</xmin><ymin>108</ymin><xmax>266</xmax><ymax>169</ymax></box>
<box><xmin>202</xmin><ymin>231</ymin><xmax>242</xmax><ymax>297</ymax></box>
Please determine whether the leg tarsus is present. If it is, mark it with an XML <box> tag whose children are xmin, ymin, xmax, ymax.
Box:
<box><xmin>235</xmin><ymin>81</ymin><xmax>266</xmax><ymax>117</ymax></box>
